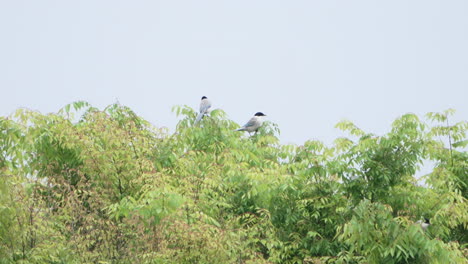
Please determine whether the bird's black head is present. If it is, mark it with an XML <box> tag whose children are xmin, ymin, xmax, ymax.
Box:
<box><xmin>424</xmin><ymin>218</ymin><xmax>430</xmax><ymax>224</ymax></box>
<box><xmin>254</xmin><ymin>112</ymin><xmax>266</xmax><ymax>116</ymax></box>
<box><xmin>201</xmin><ymin>96</ymin><xmax>208</xmax><ymax>100</ymax></box>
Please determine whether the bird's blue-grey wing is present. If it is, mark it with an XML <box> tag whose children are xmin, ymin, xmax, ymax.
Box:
<box><xmin>242</xmin><ymin>117</ymin><xmax>258</xmax><ymax>128</ymax></box>
<box><xmin>199</xmin><ymin>100</ymin><xmax>211</xmax><ymax>113</ymax></box>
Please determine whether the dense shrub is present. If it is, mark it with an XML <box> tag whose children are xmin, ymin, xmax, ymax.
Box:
<box><xmin>0</xmin><ymin>102</ymin><xmax>466</xmax><ymax>263</ymax></box>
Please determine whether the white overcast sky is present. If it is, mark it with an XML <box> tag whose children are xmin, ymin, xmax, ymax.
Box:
<box><xmin>1</xmin><ymin>1</ymin><xmax>467</xmax><ymax>145</ymax></box>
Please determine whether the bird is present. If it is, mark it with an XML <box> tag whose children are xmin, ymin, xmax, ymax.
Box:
<box><xmin>416</xmin><ymin>218</ymin><xmax>430</xmax><ymax>231</ymax></box>
<box><xmin>235</xmin><ymin>112</ymin><xmax>266</xmax><ymax>135</ymax></box>
<box><xmin>194</xmin><ymin>96</ymin><xmax>212</xmax><ymax>124</ymax></box>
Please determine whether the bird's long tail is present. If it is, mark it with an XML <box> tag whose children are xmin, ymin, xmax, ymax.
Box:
<box><xmin>234</xmin><ymin>128</ymin><xmax>245</xmax><ymax>131</ymax></box>
<box><xmin>194</xmin><ymin>112</ymin><xmax>204</xmax><ymax>124</ymax></box>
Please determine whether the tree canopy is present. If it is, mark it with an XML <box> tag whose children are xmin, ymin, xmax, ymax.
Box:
<box><xmin>0</xmin><ymin>102</ymin><xmax>466</xmax><ymax>263</ymax></box>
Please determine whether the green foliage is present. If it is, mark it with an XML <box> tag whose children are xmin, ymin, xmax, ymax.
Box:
<box><xmin>338</xmin><ymin>200</ymin><xmax>466</xmax><ymax>263</ymax></box>
<box><xmin>0</xmin><ymin>103</ymin><xmax>466</xmax><ymax>263</ymax></box>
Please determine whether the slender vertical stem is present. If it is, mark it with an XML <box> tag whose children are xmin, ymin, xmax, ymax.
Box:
<box><xmin>446</xmin><ymin>116</ymin><xmax>453</xmax><ymax>167</ymax></box>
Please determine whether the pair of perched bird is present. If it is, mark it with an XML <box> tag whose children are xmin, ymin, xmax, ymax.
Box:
<box><xmin>194</xmin><ymin>96</ymin><xmax>266</xmax><ymax>134</ymax></box>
